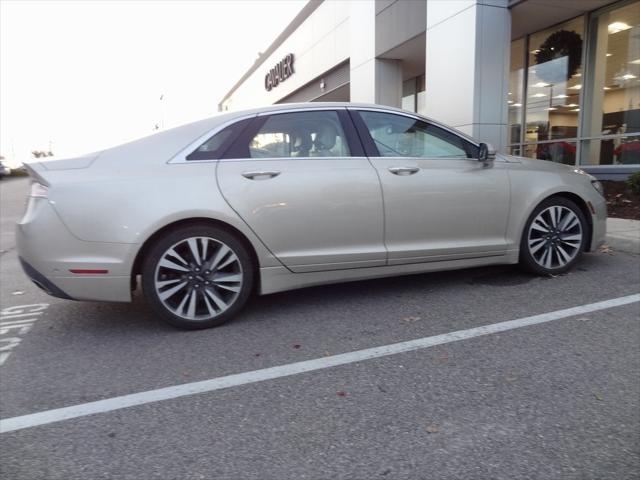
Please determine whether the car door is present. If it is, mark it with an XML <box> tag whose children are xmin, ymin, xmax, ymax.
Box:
<box><xmin>351</xmin><ymin>108</ymin><xmax>510</xmax><ymax>265</ymax></box>
<box><xmin>216</xmin><ymin>108</ymin><xmax>386</xmax><ymax>273</ymax></box>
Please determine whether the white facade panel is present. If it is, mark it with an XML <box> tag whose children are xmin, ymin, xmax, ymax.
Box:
<box><xmin>221</xmin><ymin>1</ymin><xmax>349</xmax><ymax>111</ymax></box>
<box><xmin>350</xmin><ymin>59</ymin><xmax>376</xmax><ymax>103</ymax></box>
<box><xmin>425</xmin><ymin>0</ymin><xmax>510</xmax><ymax>150</ymax></box>
<box><xmin>425</xmin><ymin>4</ymin><xmax>478</xmax><ymax>128</ymax></box>
<box><xmin>425</xmin><ymin>0</ymin><xmax>475</xmax><ymax>29</ymax></box>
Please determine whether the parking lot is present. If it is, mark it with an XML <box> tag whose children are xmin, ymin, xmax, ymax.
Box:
<box><xmin>1</xmin><ymin>176</ymin><xmax>639</xmax><ymax>480</ymax></box>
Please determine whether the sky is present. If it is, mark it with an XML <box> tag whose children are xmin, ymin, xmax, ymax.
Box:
<box><xmin>0</xmin><ymin>0</ymin><xmax>305</xmax><ymax>166</ymax></box>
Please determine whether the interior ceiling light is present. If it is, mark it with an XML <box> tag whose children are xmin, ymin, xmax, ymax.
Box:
<box><xmin>603</xmin><ymin>86</ymin><xmax>612</xmax><ymax>90</ymax></box>
<box><xmin>571</xmin><ymin>108</ymin><xmax>580</xmax><ymax>112</ymax></box>
<box><xmin>553</xmin><ymin>94</ymin><xmax>569</xmax><ymax>99</ymax></box>
<box><xmin>620</xmin><ymin>73</ymin><xmax>638</xmax><ymax>80</ymax></box>
<box><xmin>512</xmin><ymin>103</ymin><xmax>522</xmax><ymax>107</ymax></box>
<box><xmin>531</xmin><ymin>93</ymin><xmax>547</xmax><ymax>97</ymax></box>
<box><xmin>532</xmin><ymin>82</ymin><xmax>550</xmax><ymax>87</ymax></box>
<box><xmin>508</xmin><ymin>92</ymin><xmax>513</xmax><ymax>95</ymax></box>
<box><xmin>573</xmin><ymin>73</ymin><xmax>582</xmax><ymax>77</ymax></box>
<box><xmin>546</xmin><ymin>107</ymin><xmax>557</xmax><ymax>111</ymax></box>
<box><xmin>566</xmin><ymin>103</ymin><xmax>579</xmax><ymax>107</ymax></box>
<box><xmin>606</xmin><ymin>53</ymin><xmax>613</xmax><ymax>57</ymax></box>
<box><xmin>608</xmin><ymin>22</ymin><xmax>631</xmax><ymax>34</ymax></box>
<box><xmin>569</xmin><ymin>84</ymin><xmax>582</xmax><ymax>90</ymax></box>
<box><xmin>530</xmin><ymin>49</ymin><xmax>541</xmax><ymax>54</ymax></box>
<box><xmin>508</xmin><ymin>100</ymin><xmax>514</xmax><ymax>104</ymax></box>
<box><xmin>629</xmin><ymin>59</ymin><xmax>640</xmax><ymax>65</ymax></box>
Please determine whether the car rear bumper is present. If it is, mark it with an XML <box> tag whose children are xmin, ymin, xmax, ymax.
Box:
<box><xmin>19</xmin><ymin>257</ymin><xmax>74</xmax><ymax>299</ymax></box>
<box><xmin>16</xmin><ymin>198</ymin><xmax>135</xmax><ymax>302</ymax></box>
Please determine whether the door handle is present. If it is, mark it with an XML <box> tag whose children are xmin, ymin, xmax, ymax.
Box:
<box><xmin>242</xmin><ymin>170</ymin><xmax>281</xmax><ymax>180</ymax></box>
<box><xmin>388</xmin><ymin>166</ymin><xmax>419</xmax><ymax>176</ymax></box>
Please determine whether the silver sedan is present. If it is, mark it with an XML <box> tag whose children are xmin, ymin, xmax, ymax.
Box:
<box><xmin>17</xmin><ymin>103</ymin><xmax>607</xmax><ymax>329</ymax></box>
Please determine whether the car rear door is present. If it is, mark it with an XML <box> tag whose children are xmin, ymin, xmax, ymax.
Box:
<box><xmin>216</xmin><ymin>108</ymin><xmax>386</xmax><ymax>273</ymax></box>
<box><xmin>350</xmin><ymin>108</ymin><xmax>510</xmax><ymax>265</ymax></box>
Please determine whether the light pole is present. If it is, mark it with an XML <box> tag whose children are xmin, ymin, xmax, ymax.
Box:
<box><xmin>159</xmin><ymin>94</ymin><xmax>165</xmax><ymax>130</ymax></box>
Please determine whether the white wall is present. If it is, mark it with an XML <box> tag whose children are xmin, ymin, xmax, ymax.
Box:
<box><xmin>222</xmin><ymin>1</ymin><xmax>349</xmax><ymax>111</ymax></box>
<box><xmin>425</xmin><ymin>0</ymin><xmax>511</xmax><ymax>150</ymax></box>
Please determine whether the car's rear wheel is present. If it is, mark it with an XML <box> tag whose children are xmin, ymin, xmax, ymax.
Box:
<box><xmin>142</xmin><ymin>225</ymin><xmax>254</xmax><ymax>329</ymax></box>
<box><xmin>519</xmin><ymin>197</ymin><xmax>587</xmax><ymax>275</ymax></box>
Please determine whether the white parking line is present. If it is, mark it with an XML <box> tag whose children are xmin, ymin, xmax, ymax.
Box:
<box><xmin>0</xmin><ymin>304</ymin><xmax>49</xmax><ymax>366</ymax></box>
<box><xmin>1</xmin><ymin>293</ymin><xmax>638</xmax><ymax>434</ymax></box>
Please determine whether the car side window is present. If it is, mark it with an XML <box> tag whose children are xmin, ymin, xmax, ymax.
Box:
<box><xmin>358</xmin><ymin>111</ymin><xmax>477</xmax><ymax>159</ymax></box>
<box><xmin>248</xmin><ymin>111</ymin><xmax>351</xmax><ymax>158</ymax></box>
<box><xmin>187</xmin><ymin>118</ymin><xmax>252</xmax><ymax>161</ymax></box>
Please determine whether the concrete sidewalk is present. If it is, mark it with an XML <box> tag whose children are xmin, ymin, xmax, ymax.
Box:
<box><xmin>606</xmin><ymin>218</ymin><xmax>640</xmax><ymax>255</ymax></box>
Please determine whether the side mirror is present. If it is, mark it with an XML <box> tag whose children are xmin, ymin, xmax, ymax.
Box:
<box><xmin>478</xmin><ymin>143</ymin><xmax>496</xmax><ymax>162</ymax></box>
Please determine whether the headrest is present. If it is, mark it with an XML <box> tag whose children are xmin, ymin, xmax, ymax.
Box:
<box><xmin>293</xmin><ymin>132</ymin><xmax>313</xmax><ymax>152</ymax></box>
<box><xmin>314</xmin><ymin>123</ymin><xmax>337</xmax><ymax>151</ymax></box>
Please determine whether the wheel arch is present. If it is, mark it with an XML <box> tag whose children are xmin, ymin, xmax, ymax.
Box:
<box><xmin>130</xmin><ymin>217</ymin><xmax>260</xmax><ymax>292</ymax></box>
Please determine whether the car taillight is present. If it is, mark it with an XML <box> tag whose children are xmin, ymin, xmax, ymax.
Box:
<box><xmin>29</xmin><ymin>182</ymin><xmax>49</xmax><ymax>198</ymax></box>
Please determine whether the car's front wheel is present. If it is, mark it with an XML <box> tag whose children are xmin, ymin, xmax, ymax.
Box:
<box><xmin>142</xmin><ymin>225</ymin><xmax>254</xmax><ymax>329</ymax></box>
<box><xmin>519</xmin><ymin>196</ymin><xmax>588</xmax><ymax>275</ymax></box>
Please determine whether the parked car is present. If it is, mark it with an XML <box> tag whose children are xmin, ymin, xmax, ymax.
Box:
<box><xmin>17</xmin><ymin>103</ymin><xmax>607</xmax><ymax>329</ymax></box>
<box><xmin>0</xmin><ymin>161</ymin><xmax>10</xmax><ymax>178</ymax></box>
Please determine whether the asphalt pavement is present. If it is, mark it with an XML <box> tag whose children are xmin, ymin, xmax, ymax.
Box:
<box><xmin>1</xmin><ymin>177</ymin><xmax>639</xmax><ymax>480</ymax></box>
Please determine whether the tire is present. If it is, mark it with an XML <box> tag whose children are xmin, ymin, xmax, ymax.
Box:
<box><xmin>519</xmin><ymin>196</ymin><xmax>588</xmax><ymax>276</ymax></box>
<box><xmin>142</xmin><ymin>225</ymin><xmax>254</xmax><ymax>329</ymax></box>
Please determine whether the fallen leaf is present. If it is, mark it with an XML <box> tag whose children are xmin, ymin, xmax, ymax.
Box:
<box><xmin>593</xmin><ymin>393</ymin><xmax>603</xmax><ymax>401</ymax></box>
<box><xmin>599</xmin><ymin>245</ymin><xmax>614</xmax><ymax>255</ymax></box>
<box><xmin>293</xmin><ymin>344</ymin><xmax>301</xmax><ymax>349</ymax></box>
<box><xmin>254</xmin><ymin>353</ymin><xmax>261</xmax><ymax>357</ymax></box>
<box><xmin>336</xmin><ymin>391</ymin><xmax>347</xmax><ymax>397</ymax></box>
<box><xmin>426</xmin><ymin>424</ymin><xmax>439</xmax><ymax>434</ymax></box>
<box><xmin>402</xmin><ymin>316</ymin><xmax>422</xmax><ymax>323</ymax></box>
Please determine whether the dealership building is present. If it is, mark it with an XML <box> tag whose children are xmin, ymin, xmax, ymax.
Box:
<box><xmin>219</xmin><ymin>0</ymin><xmax>639</xmax><ymax>178</ymax></box>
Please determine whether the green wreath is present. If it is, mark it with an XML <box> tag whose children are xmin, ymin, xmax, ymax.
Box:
<box><xmin>534</xmin><ymin>30</ymin><xmax>583</xmax><ymax>84</ymax></box>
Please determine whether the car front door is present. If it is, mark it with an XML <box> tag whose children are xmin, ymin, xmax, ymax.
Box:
<box><xmin>351</xmin><ymin>109</ymin><xmax>510</xmax><ymax>265</ymax></box>
<box><xmin>216</xmin><ymin>108</ymin><xmax>386</xmax><ymax>273</ymax></box>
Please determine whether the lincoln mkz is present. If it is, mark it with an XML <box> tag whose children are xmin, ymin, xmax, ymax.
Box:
<box><xmin>17</xmin><ymin>103</ymin><xmax>607</xmax><ymax>328</ymax></box>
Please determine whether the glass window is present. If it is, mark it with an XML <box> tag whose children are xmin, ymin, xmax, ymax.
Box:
<box><xmin>416</xmin><ymin>75</ymin><xmax>426</xmax><ymax>116</ymax></box>
<box><xmin>508</xmin><ymin>38</ymin><xmax>525</xmax><ymax>145</ymax></box>
<box><xmin>402</xmin><ymin>78</ymin><xmax>416</xmax><ymax>112</ymax></box>
<box><xmin>581</xmin><ymin>137</ymin><xmax>640</xmax><ymax>165</ymax></box>
<box><xmin>359</xmin><ymin>111</ymin><xmax>477</xmax><ymax>158</ymax></box>
<box><xmin>581</xmin><ymin>0</ymin><xmax>640</xmax><ymax>165</ymax></box>
<box><xmin>249</xmin><ymin>111</ymin><xmax>350</xmax><ymax>158</ymax></box>
<box><xmin>525</xmin><ymin>17</ymin><xmax>584</xmax><ymax>144</ymax></box>
<box><xmin>187</xmin><ymin>119</ymin><xmax>250</xmax><ymax>160</ymax></box>
<box><xmin>402</xmin><ymin>75</ymin><xmax>426</xmax><ymax>114</ymax></box>
<box><xmin>508</xmin><ymin>145</ymin><xmax>522</xmax><ymax>156</ymax></box>
<box><xmin>523</xmin><ymin>141</ymin><xmax>577</xmax><ymax>165</ymax></box>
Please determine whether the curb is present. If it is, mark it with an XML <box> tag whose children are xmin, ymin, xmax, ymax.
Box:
<box><xmin>605</xmin><ymin>235</ymin><xmax>640</xmax><ymax>255</ymax></box>
<box><xmin>604</xmin><ymin>218</ymin><xmax>640</xmax><ymax>255</ymax></box>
